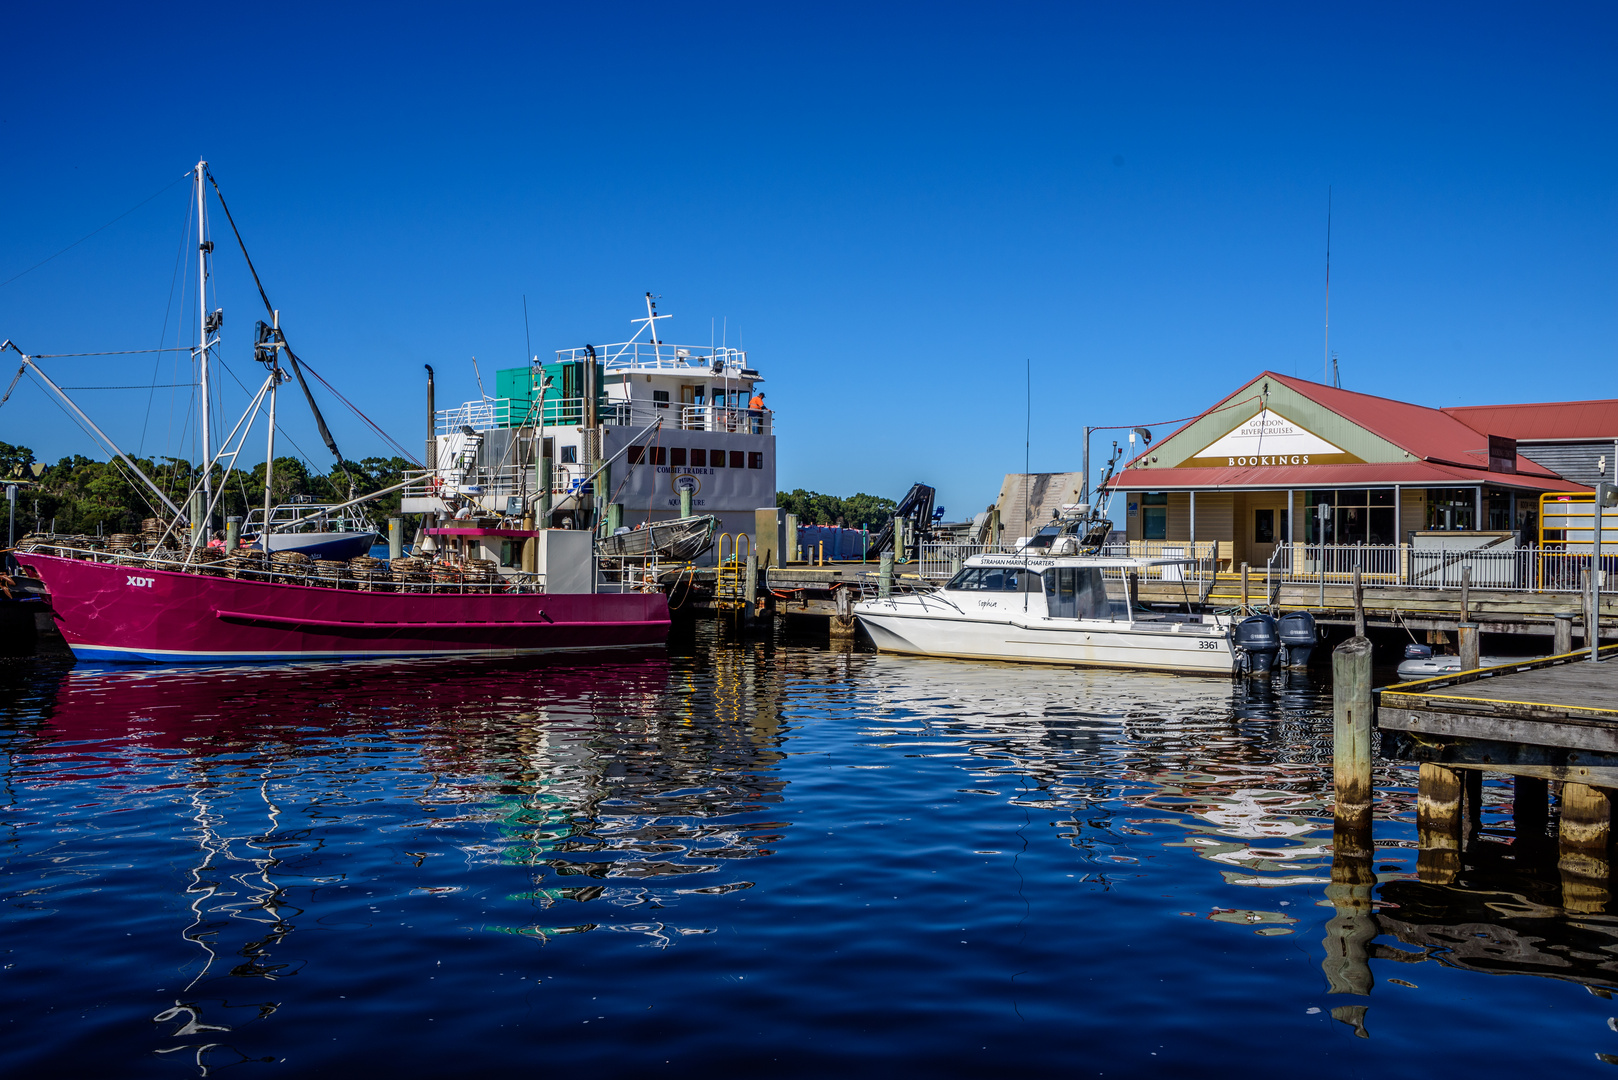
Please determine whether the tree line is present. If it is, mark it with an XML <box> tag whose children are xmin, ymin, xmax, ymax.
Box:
<box><xmin>775</xmin><ymin>489</ymin><xmax>898</xmax><ymax>531</ymax></box>
<box><xmin>0</xmin><ymin>440</ymin><xmax>416</xmax><ymax>536</ymax></box>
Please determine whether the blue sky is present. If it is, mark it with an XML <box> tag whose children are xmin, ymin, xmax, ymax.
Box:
<box><xmin>1</xmin><ymin>3</ymin><xmax>1613</xmax><ymax>518</ymax></box>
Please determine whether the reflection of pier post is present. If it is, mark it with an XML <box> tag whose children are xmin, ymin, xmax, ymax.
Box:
<box><xmin>1416</xmin><ymin>764</ymin><xmax>1480</xmax><ymax>884</ymax></box>
<box><xmin>1323</xmin><ymin>635</ymin><xmax>1377</xmax><ymax>1028</ymax></box>
<box><xmin>1559</xmin><ymin>782</ymin><xmax>1613</xmax><ymax>913</ymax></box>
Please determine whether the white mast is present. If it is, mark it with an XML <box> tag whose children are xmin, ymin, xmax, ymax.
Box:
<box><xmin>263</xmin><ymin>310</ymin><xmax>280</xmax><ymax>550</ymax></box>
<box><xmin>195</xmin><ymin>159</ymin><xmax>213</xmax><ymax>523</ymax></box>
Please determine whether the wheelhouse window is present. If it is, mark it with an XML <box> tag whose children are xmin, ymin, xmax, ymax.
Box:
<box><xmin>748</xmin><ymin>452</ymin><xmax>764</xmax><ymax>470</ymax></box>
<box><xmin>650</xmin><ymin>446</ymin><xmax>666</xmax><ymax>466</ymax></box>
<box><xmin>653</xmin><ymin>390</ymin><xmax>670</xmax><ymax>409</ymax></box>
<box><xmin>690</xmin><ymin>448</ymin><xmax>707</xmax><ymax>467</ymax></box>
<box><xmin>729</xmin><ymin>450</ymin><xmax>745</xmax><ymax>469</ymax></box>
<box><xmin>560</xmin><ymin>445</ymin><xmax>578</xmax><ymax>464</ymax></box>
<box><xmin>1042</xmin><ymin>567</ymin><xmax>1111</xmax><ymax>619</ymax></box>
<box><xmin>670</xmin><ymin>448</ymin><xmax>687</xmax><ymax>467</ymax></box>
<box><xmin>626</xmin><ymin>445</ymin><xmax>645</xmax><ymax>465</ymax></box>
<box><xmin>945</xmin><ymin>566</ymin><xmax>1042</xmax><ymax>592</ymax></box>
<box><xmin>710</xmin><ymin>449</ymin><xmax>726</xmax><ymax>468</ymax></box>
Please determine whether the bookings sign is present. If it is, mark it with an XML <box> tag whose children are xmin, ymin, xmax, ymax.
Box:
<box><xmin>1179</xmin><ymin>409</ymin><xmax>1361</xmax><ymax>468</ymax></box>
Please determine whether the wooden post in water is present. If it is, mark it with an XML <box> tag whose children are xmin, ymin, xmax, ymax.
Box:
<box><xmin>1325</xmin><ymin>634</ymin><xmax>1377</xmax><ymax>1014</ymax></box>
<box><xmin>1555</xmin><ymin>613</ymin><xmax>1575</xmax><ymax>655</ymax></box>
<box><xmin>743</xmin><ymin>552</ymin><xmax>759</xmax><ymax>627</ymax></box>
<box><xmin>226</xmin><ymin>515</ymin><xmax>242</xmax><ymax>553</ymax></box>
<box><xmin>1460</xmin><ymin>565</ymin><xmax>1471</xmax><ymax>623</ymax></box>
<box><xmin>1240</xmin><ymin>562</ymin><xmax>1250</xmax><ymax>614</ymax></box>
<box><xmin>878</xmin><ymin>551</ymin><xmax>894</xmax><ymax>599</ymax></box>
<box><xmin>1559</xmin><ymin>782</ymin><xmax>1613</xmax><ymax>913</ymax></box>
<box><xmin>1457</xmin><ymin>623</ymin><xmax>1480</xmax><ymax>671</ymax></box>
<box><xmin>830</xmin><ymin>585</ymin><xmax>858</xmax><ymax>640</ymax></box>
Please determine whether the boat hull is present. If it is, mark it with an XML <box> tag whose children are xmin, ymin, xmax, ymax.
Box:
<box><xmin>855</xmin><ymin>599</ymin><xmax>1237</xmax><ymax>676</ymax></box>
<box><xmin>17</xmin><ymin>553</ymin><xmax>669</xmax><ymax>663</ymax></box>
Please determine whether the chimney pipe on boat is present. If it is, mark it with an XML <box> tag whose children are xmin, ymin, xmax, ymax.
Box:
<box><xmin>424</xmin><ymin>364</ymin><xmax>436</xmax><ymax>469</ymax></box>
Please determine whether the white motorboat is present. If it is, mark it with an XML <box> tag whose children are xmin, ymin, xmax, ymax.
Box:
<box><xmin>854</xmin><ymin>552</ymin><xmax>1239</xmax><ymax>676</ymax></box>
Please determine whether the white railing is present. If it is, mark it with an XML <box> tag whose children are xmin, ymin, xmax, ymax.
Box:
<box><xmin>913</xmin><ymin>540</ymin><xmax>1220</xmax><ymax>589</ymax></box>
<box><xmin>1263</xmin><ymin>542</ymin><xmax>1615</xmax><ymax>594</ymax></box>
<box><xmin>437</xmin><ymin>397</ymin><xmax>775</xmax><ymax>436</ymax></box>
<box><xmin>555</xmin><ymin>342</ymin><xmax>750</xmax><ymax>373</ymax></box>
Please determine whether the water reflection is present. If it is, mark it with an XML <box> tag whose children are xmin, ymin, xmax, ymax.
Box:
<box><xmin>3</xmin><ymin>634</ymin><xmax>1617</xmax><ymax>1073</ymax></box>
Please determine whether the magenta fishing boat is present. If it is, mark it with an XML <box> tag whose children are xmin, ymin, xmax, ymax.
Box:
<box><xmin>14</xmin><ymin>548</ymin><xmax>668</xmax><ymax>663</ymax></box>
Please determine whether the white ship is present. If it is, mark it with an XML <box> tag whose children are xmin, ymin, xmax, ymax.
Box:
<box><xmin>402</xmin><ymin>294</ymin><xmax>773</xmax><ymax>561</ymax></box>
<box><xmin>854</xmin><ymin>552</ymin><xmax>1240</xmax><ymax>675</ymax></box>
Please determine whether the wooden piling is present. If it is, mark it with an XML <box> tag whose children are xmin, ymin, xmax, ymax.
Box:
<box><xmin>1332</xmin><ymin>636</ymin><xmax>1374</xmax><ymax>833</ymax></box>
<box><xmin>878</xmin><ymin>552</ymin><xmax>894</xmax><ymax>599</ymax></box>
<box><xmin>1460</xmin><ymin>565</ymin><xmax>1471</xmax><ymax>623</ymax></box>
<box><xmin>225</xmin><ymin>515</ymin><xmax>242</xmax><ymax>553</ymax></box>
<box><xmin>743</xmin><ymin>553</ymin><xmax>759</xmax><ymax>625</ymax></box>
<box><xmin>830</xmin><ymin>585</ymin><xmax>858</xmax><ymax>639</ymax></box>
<box><xmin>1559</xmin><ymin>782</ymin><xmax>1613</xmax><ymax>913</ymax></box>
<box><xmin>1458</xmin><ymin>622</ymin><xmax>1480</xmax><ymax>671</ymax></box>
<box><xmin>680</xmin><ymin>488</ymin><xmax>692</xmax><ymax>519</ymax></box>
<box><xmin>1326</xmin><ymin>633</ymin><xmax>1377</xmax><ymax>1005</ymax></box>
<box><xmin>1555</xmin><ymin>613</ymin><xmax>1575</xmax><ymax>655</ymax></box>
<box><xmin>1240</xmin><ymin>562</ymin><xmax>1250</xmax><ymax>613</ymax></box>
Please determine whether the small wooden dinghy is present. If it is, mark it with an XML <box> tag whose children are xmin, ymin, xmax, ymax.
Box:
<box><xmin>597</xmin><ymin>515</ymin><xmax>719</xmax><ymax>562</ymax></box>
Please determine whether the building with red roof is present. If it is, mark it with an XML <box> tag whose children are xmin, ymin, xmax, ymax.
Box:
<box><xmin>1102</xmin><ymin>372</ymin><xmax>1611</xmax><ymax>568</ymax></box>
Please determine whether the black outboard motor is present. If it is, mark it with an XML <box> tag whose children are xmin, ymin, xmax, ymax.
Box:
<box><xmin>1404</xmin><ymin>643</ymin><xmax>1432</xmax><ymax>660</ymax></box>
<box><xmin>1277</xmin><ymin>611</ymin><xmax>1317</xmax><ymax>669</ymax></box>
<box><xmin>1236</xmin><ymin>614</ymin><xmax>1280</xmax><ymax>677</ymax></box>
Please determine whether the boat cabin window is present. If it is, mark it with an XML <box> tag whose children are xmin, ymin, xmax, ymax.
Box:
<box><xmin>1042</xmin><ymin>567</ymin><xmax>1111</xmax><ymax>619</ymax></box>
<box><xmin>690</xmin><ymin>449</ymin><xmax>707</xmax><ymax>467</ymax></box>
<box><xmin>945</xmin><ymin>566</ymin><xmax>1042</xmax><ymax>592</ymax></box>
<box><xmin>560</xmin><ymin>445</ymin><xmax>578</xmax><ymax>464</ymax></box>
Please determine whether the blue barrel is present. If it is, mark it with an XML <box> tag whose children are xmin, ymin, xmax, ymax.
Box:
<box><xmin>1236</xmin><ymin>614</ymin><xmax>1281</xmax><ymax>677</ymax></box>
<box><xmin>1277</xmin><ymin>611</ymin><xmax>1317</xmax><ymax>669</ymax></box>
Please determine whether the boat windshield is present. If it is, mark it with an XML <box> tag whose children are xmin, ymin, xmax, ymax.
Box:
<box><xmin>1042</xmin><ymin>566</ymin><xmax>1113</xmax><ymax>619</ymax></box>
<box><xmin>1020</xmin><ymin>525</ymin><xmax>1063</xmax><ymax>550</ymax></box>
<box><xmin>945</xmin><ymin>566</ymin><xmax>1042</xmax><ymax>592</ymax></box>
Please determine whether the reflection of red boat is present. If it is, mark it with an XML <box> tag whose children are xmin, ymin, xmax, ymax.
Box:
<box><xmin>17</xmin><ymin>553</ymin><xmax>669</xmax><ymax>663</ymax></box>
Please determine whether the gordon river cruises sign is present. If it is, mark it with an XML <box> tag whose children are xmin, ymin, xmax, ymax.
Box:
<box><xmin>1179</xmin><ymin>409</ymin><xmax>1361</xmax><ymax>468</ymax></box>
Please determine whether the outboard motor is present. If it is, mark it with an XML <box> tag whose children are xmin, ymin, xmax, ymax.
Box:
<box><xmin>1276</xmin><ymin>611</ymin><xmax>1317</xmax><ymax>669</ymax></box>
<box><xmin>1404</xmin><ymin>643</ymin><xmax>1433</xmax><ymax>660</ymax></box>
<box><xmin>1235</xmin><ymin>614</ymin><xmax>1281</xmax><ymax>677</ymax></box>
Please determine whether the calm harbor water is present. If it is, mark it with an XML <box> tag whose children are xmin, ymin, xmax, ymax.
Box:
<box><xmin>2</xmin><ymin>623</ymin><xmax>1615</xmax><ymax>1076</ymax></box>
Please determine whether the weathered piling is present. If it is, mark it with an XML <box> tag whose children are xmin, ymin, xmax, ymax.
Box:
<box><xmin>879</xmin><ymin>552</ymin><xmax>893</xmax><ymax>599</ymax></box>
<box><xmin>1352</xmin><ymin>568</ymin><xmax>1365</xmax><ymax>638</ymax></box>
<box><xmin>680</xmin><ymin>489</ymin><xmax>692</xmax><ymax>519</ymax></box>
<box><xmin>388</xmin><ymin>516</ymin><xmax>403</xmax><ymax>561</ymax></box>
<box><xmin>743</xmin><ymin>553</ymin><xmax>759</xmax><ymax>624</ymax></box>
<box><xmin>1555</xmin><ymin>613</ymin><xmax>1574</xmax><ymax>655</ymax></box>
<box><xmin>1416</xmin><ymin>764</ymin><xmax>1471</xmax><ymax>884</ymax></box>
<box><xmin>1324</xmin><ymin>635</ymin><xmax>1377</xmax><ymax>1016</ymax></box>
<box><xmin>1458</xmin><ymin>623</ymin><xmax>1480</xmax><ymax>671</ymax></box>
<box><xmin>830</xmin><ymin>585</ymin><xmax>858</xmax><ymax>639</ymax></box>
<box><xmin>1240</xmin><ymin>562</ymin><xmax>1250</xmax><ymax>613</ymax></box>
<box><xmin>225</xmin><ymin>515</ymin><xmax>241</xmax><ymax>552</ymax></box>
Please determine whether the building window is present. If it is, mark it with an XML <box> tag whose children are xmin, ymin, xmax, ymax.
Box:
<box><xmin>1254</xmin><ymin>508</ymin><xmax>1275</xmax><ymax>544</ymax></box>
<box><xmin>729</xmin><ymin>450</ymin><xmax>745</xmax><ymax>469</ymax></box>
<box><xmin>1426</xmin><ymin>488</ymin><xmax>1478</xmax><ymax>532</ymax></box>
<box><xmin>560</xmin><ymin>445</ymin><xmax>578</xmax><ymax>464</ymax></box>
<box><xmin>748</xmin><ymin>452</ymin><xmax>764</xmax><ymax>470</ymax></box>
<box><xmin>1307</xmin><ymin>489</ymin><xmax>1396</xmax><ymax>544</ymax></box>
<box><xmin>653</xmin><ymin>390</ymin><xmax>670</xmax><ymax>409</ymax></box>
<box><xmin>670</xmin><ymin>447</ymin><xmax>687</xmax><ymax>467</ymax></box>
<box><xmin>690</xmin><ymin>448</ymin><xmax>707</xmax><ymax>467</ymax></box>
<box><xmin>626</xmin><ymin>445</ymin><xmax>645</xmax><ymax>465</ymax></box>
<box><xmin>1142</xmin><ymin>492</ymin><xmax>1167</xmax><ymax>541</ymax></box>
<box><xmin>710</xmin><ymin>448</ymin><xmax>726</xmax><ymax>468</ymax></box>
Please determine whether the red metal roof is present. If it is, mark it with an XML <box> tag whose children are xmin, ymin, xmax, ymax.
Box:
<box><xmin>1106</xmin><ymin>459</ymin><xmax>1586</xmax><ymax>492</ymax></box>
<box><xmin>1119</xmin><ymin>371</ymin><xmax>1568</xmax><ymax>482</ymax></box>
<box><xmin>1440</xmin><ymin>399</ymin><xmax>1618</xmax><ymax>442</ymax></box>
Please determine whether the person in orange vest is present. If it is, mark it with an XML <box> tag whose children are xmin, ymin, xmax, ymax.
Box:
<box><xmin>748</xmin><ymin>390</ymin><xmax>766</xmax><ymax>433</ymax></box>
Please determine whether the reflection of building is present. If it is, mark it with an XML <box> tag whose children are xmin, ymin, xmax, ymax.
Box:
<box><xmin>1105</xmin><ymin>374</ymin><xmax>1611</xmax><ymax>567</ymax></box>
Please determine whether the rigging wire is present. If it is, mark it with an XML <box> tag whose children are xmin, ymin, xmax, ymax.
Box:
<box><xmin>0</xmin><ymin>172</ymin><xmax>190</xmax><ymax>291</ymax></box>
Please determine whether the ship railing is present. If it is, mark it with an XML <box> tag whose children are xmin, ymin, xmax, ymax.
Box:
<box><xmin>913</xmin><ymin>540</ymin><xmax>1219</xmax><ymax>587</ymax></box>
<box><xmin>437</xmin><ymin>396</ymin><xmax>775</xmax><ymax>436</ymax></box>
<box><xmin>17</xmin><ymin>540</ymin><xmax>550</xmax><ymax>593</ymax></box>
<box><xmin>401</xmin><ymin>464</ymin><xmax>595</xmax><ymax>503</ymax></box>
<box><xmin>555</xmin><ymin>342</ymin><xmax>750</xmax><ymax>373</ymax></box>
